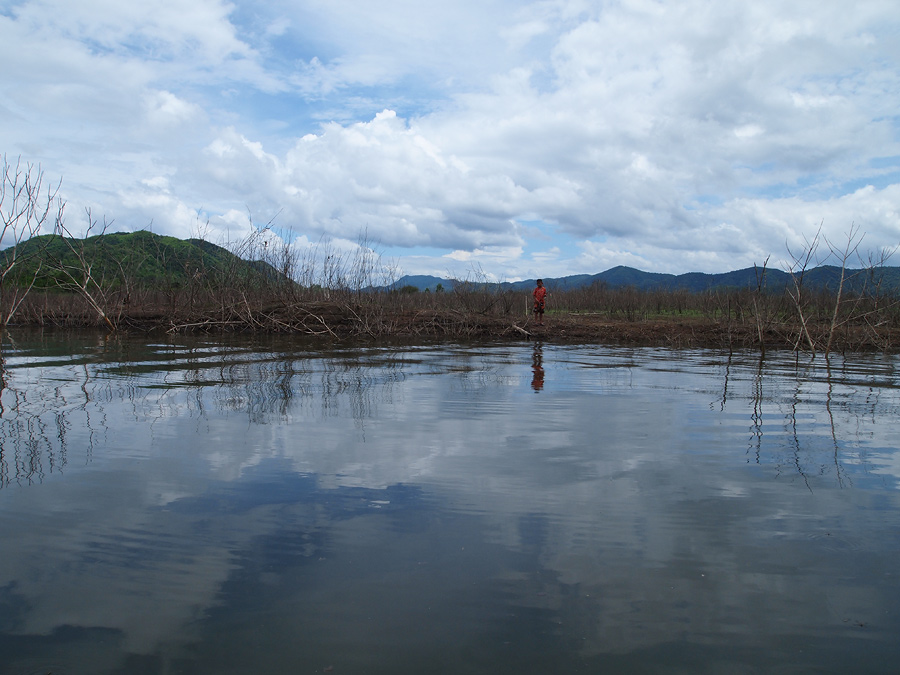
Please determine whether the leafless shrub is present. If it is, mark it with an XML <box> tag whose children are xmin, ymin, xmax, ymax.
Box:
<box><xmin>52</xmin><ymin>208</ymin><xmax>118</xmax><ymax>330</ymax></box>
<box><xmin>785</xmin><ymin>225</ymin><xmax>823</xmax><ymax>354</ymax></box>
<box><xmin>0</xmin><ymin>155</ymin><xmax>64</xmax><ymax>327</ymax></box>
<box><xmin>449</xmin><ymin>264</ymin><xmax>516</xmax><ymax>317</ymax></box>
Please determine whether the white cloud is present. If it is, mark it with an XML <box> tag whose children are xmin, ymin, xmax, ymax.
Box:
<box><xmin>144</xmin><ymin>90</ymin><xmax>204</xmax><ymax>127</ymax></box>
<box><xmin>8</xmin><ymin>0</ymin><xmax>254</xmax><ymax>64</ymax></box>
<box><xmin>0</xmin><ymin>0</ymin><xmax>898</xmax><ymax>279</ymax></box>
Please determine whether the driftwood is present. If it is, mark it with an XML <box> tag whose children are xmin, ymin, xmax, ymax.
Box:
<box><xmin>511</xmin><ymin>324</ymin><xmax>532</xmax><ymax>338</ymax></box>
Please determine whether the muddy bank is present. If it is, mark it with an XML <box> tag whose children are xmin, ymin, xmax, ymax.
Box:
<box><xmin>7</xmin><ymin>301</ymin><xmax>900</xmax><ymax>353</ymax></box>
<box><xmin>386</xmin><ymin>310</ymin><xmax>899</xmax><ymax>353</ymax></box>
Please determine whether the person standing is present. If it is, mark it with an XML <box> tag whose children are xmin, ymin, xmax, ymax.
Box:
<box><xmin>533</xmin><ymin>279</ymin><xmax>547</xmax><ymax>325</ymax></box>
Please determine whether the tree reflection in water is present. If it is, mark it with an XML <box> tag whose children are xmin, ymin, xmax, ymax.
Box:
<box><xmin>1</xmin><ymin>335</ymin><xmax>895</xmax><ymax>490</ymax></box>
<box><xmin>1</xmin><ymin>335</ymin><xmax>899</xmax><ymax>674</ymax></box>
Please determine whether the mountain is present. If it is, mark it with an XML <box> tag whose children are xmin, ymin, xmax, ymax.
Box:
<box><xmin>6</xmin><ymin>232</ymin><xmax>898</xmax><ymax>296</ymax></box>
<box><xmin>388</xmin><ymin>275</ymin><xmax>452</xmax><ymax>292</ymax></box>
<box><xmin>391</xmin><ymin>264</ymin><xmax>900</xmax><ymax>294</ymax></box>
<box><xmin>1</xmin><ymin>231</ymin><xmax>284</xmax><ymax>290</ymax></box>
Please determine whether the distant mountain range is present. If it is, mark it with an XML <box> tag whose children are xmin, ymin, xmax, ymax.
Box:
<box><xmin>389</xmin><ymin>264</ymin><xmax>900</xmax><ymax>295</ymax></box>
<box><xmin>5</xmin><ymin>232</ymin><xmax>899</xmax><ymax>297</ymax></box>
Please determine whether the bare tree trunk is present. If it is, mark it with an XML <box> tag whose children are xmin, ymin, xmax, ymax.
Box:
<box><xmin>752</xmin><ymin>257</ymin><xmax>770</xmax><ymax>354</ymax></box>
<box><xmin>53</xmin><ymin>208</ymin><xmax>116</xmax><ymax>331</ymax></box>
<box><xmin>0</xmin><ymin>155</ymin><xmax>65</xmax><ymax>327</ymax></box>
<box><xmin>786</xmin><ymin>225</ymin><xmax>822</xmax><ymax>355</ymax></box>
<box><xmin>824</xmin><ymin>224</ymin><xmax>863</xmax><ymax>357</ymax></box>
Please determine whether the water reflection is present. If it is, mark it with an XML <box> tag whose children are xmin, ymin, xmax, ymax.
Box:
<box><xmin>1</xmin><ymin>335</ymin><xmax>899</xmax><ymax>673</ymax></box>
<box><xmin>531</xmin><ymin>342</ymin><xmax>544</xmax><ymax>392</ymax></box>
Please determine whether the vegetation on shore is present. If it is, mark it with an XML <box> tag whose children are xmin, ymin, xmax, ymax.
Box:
<box><xmin>3</xmin><ymin>155</ymin><xmax>899</xmax><ymax>354</ymax></box>
<box><xmin>1</xmin><ymin>227</ymin><xmax>898</xmax><ymax>355</ymax></box>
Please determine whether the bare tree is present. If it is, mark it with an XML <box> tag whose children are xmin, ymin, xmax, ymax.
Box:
<box><xmin>785</xmin><ymin>225</ymin><xmax>822</xmax><ymax>354</ymax></box>
<box><xmin>823</xmin><ymin>224</ymin><xmax>863</xmax><ymax>356</ymax></box>
<box><xmin>53</xmin><ymin>208</ymin><xmax>116</xmax><ymax>331</ymax></box>
<box><xmin>751</xmin><ymin>256</ymin><xmax>771</xmax><ymax>354</ymax></box>
<box><xmin>0</xmin><ymin>155</ymin><xmax>65</xmax><ymax>327</ymax></box>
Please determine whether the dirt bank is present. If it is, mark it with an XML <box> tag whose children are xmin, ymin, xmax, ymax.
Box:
<box><xmin>376</xmin><ymin>310</ymin><xmax>899</xmax><ymax>353</ymax></box>
<box><xmin>7</xmin><ymin>299</ymin><xmax>899</xmax><ymax>353</ymax></box>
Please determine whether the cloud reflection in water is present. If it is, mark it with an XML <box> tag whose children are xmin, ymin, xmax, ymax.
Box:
<box><xmin>1</xmin><ymin>336</ymin><xmax>899</xmax><ymax>672</ymax></box>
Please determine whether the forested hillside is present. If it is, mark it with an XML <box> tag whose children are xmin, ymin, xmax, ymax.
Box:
<box><xmin>1</xmin><ymin>231</ymin><xmax>279</xmax><ymax>290</ymax></box>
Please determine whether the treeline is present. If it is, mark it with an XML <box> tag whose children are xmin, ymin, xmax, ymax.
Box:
<box><xmin>554</xmin><ymin>278</ymin><xmax>900</xmax><ymax>354</ymax></box>
<box><xmin>355</xmin><ymin>266</ymin><xmax>900</xmax><ymax>353</ymax></box>
<box><xmin>3</xmin><ymin>243</ymin><xmax>898</xmax><ymax>354</ymax></box>
<box><xmin>2</xmin><ymin>154</ymin><xmax>899</xmax><ymax>352</ymax></box>
<box><xmin>1</xmin><ymin>226</ymin><xmax>398</xmax><ymax>336</ymax></box>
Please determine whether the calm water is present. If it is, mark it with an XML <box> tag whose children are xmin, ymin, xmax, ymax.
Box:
<box><xmin>1</xmin><ymin>333</ymin><xmax>899</xmax><ymax>674</ymax></box>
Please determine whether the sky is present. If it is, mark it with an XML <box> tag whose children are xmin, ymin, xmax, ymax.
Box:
<box><xmin>1</xmin><ymin>0</ymin><xmax>899</xmax><ymax>282</ymax></box>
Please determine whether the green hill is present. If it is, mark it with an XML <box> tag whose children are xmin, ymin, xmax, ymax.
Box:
<box><xmin>2</xmin><ymin>231</ymin><xmax>283</xmax><ymax>290</ymax></box>
<box><xmin>7</xmin><ymin>231</ymin><xmax>898</xmax><ymax>298</ymax></box>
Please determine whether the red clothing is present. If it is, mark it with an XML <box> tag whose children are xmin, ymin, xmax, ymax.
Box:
<box><xmin>533</xmin><ymin>286</ymin><xmax>547</xmax><ymax>310</ymax></box>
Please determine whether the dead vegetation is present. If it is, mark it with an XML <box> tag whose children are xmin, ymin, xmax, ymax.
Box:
<box><xmin>5</xmin><ymin>276</ymin><xmax>900</xmax><ymax>354</ymax></box>
<box><xmin>3</xmin><ymin>225</ymin><xmax>900</xmax><ymax>353</ymax></box>
<box><xmin>2</xmin><ymin>155</ymin><xmax>898</xmax><ymax>353</ymax></box>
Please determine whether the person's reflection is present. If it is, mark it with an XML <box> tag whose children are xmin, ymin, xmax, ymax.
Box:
<box><xmin>531</xmin><ymin>342</ymin><xmax>545</xmax><ymax>392</ymax></box>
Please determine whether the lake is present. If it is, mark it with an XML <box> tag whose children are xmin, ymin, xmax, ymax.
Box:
<box><xmin>1</xmin><ymin>334</ymin><xmax>899</xmax><ymax>674</ymax></box>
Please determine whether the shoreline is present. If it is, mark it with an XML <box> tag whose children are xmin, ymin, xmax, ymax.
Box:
<box><xmin>3</xmin><ymin>305</ymin><xmax>898</xmax><ymax>354</ymax></box>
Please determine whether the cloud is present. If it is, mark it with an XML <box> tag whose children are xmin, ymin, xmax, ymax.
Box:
<box><xmin>219</xmin><ymin>110</ymin><xmax>537</xmax><ymax>249</ymax></box>
<box><xmin>8</xmin><ymin>0</ymin><xmax>255</xmax><ymax>64</ymax></box>
<box><xmin>1</xmin><ymin>0</ymin><xmax>898</xmax><ymax>279</ymax></box>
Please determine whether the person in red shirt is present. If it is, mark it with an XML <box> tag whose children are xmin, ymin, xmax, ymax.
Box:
<box><xmin>533</xmin><ymin>279</ymin><xmax>547</xmax><ymax>325</ymax></box>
